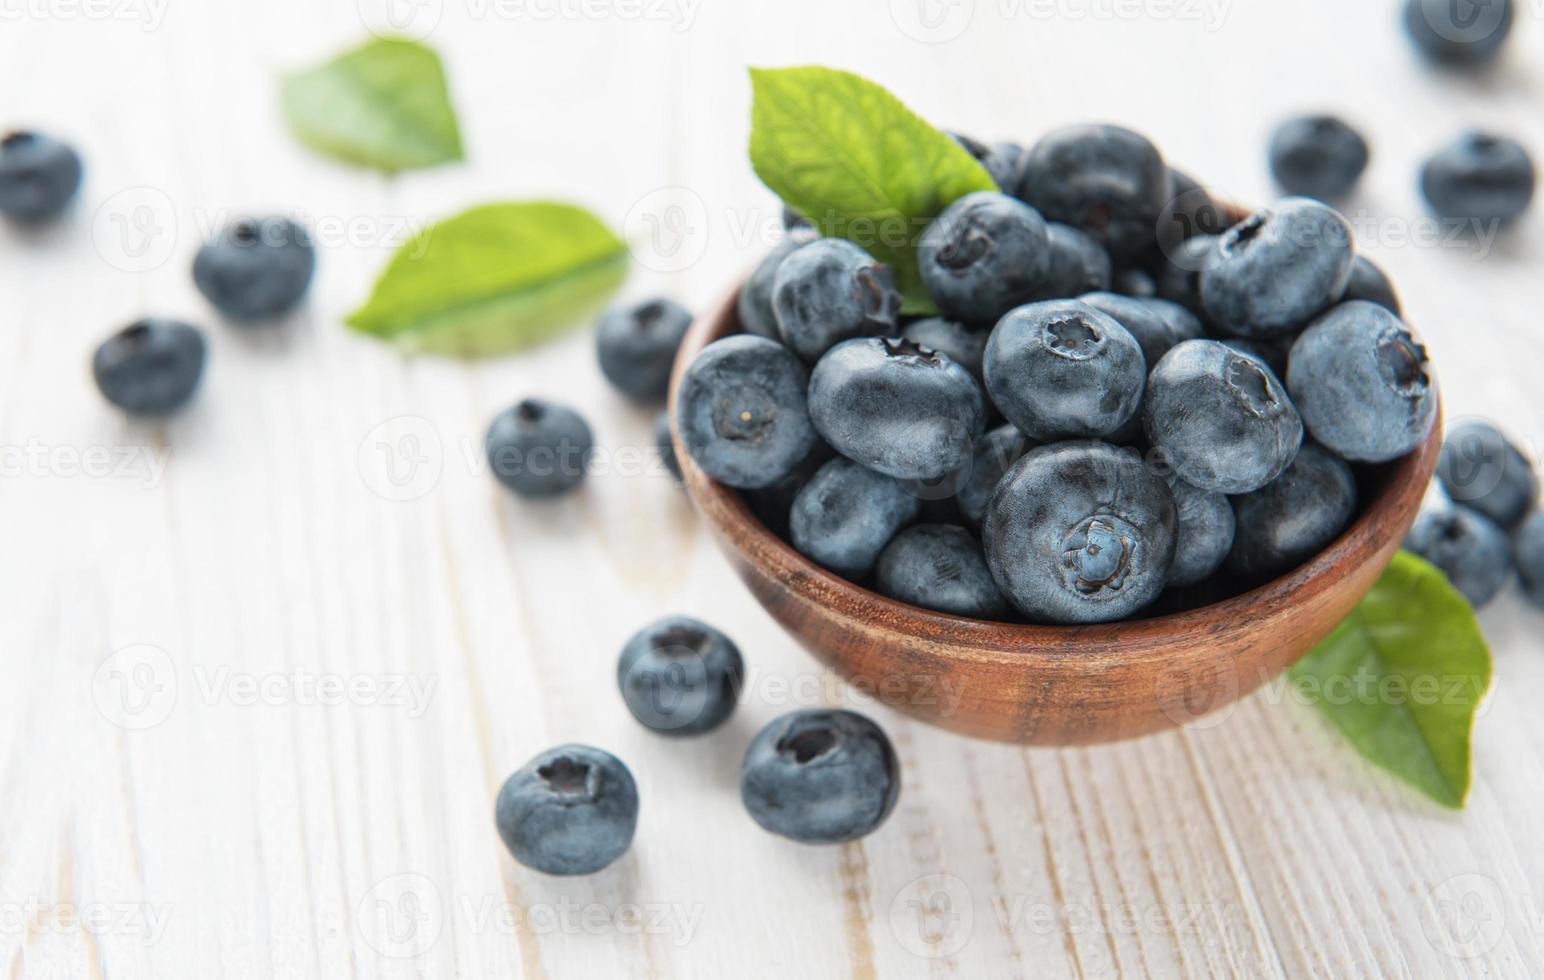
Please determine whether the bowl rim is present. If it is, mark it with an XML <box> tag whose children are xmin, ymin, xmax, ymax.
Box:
<box><xmin>670</xmin><ymin>275</ymin><xmax>1441</xmax><ymax>669</ymax></box>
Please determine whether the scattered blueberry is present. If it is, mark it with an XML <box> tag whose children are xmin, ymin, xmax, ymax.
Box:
<box><xmin>1166</xmin><ymin>476</ymin><xmax>1236</xmax><ymax>588</ymax></box>
<box><xmin>1406</xmin><ymin>502</ymin><xmax>1514</xmax><ymax>608</ymax></box>
<box><xmin>1226</xmin><ymin>443</ymin><xmax>1357</xmax><ymax>582</ymax></box>
<box><xmin>983</xmin><ymin>440</ymin><xmax>1177</xmax><ymax>623</ymax></box>
<box><xmin>901</xmin><ymin>317</ymin><xmax>990</xmax><ymax>380</ymax></box>
<box><xmin>1036</xmin><ymin>222</ymin><xmax>1113</xmax><ymax>299</ymax></box>
<box><xmin>1514</xmin><ymin>511</ymin><xmax>1544</xmax><ymax>609</ymax></box>
<box><xmin>595</xmin><ymin>298</ymin><xmax>692</xmax><ymax>402</ymax></box>
<box><xmin>1201</xmin><ymin>198</ymin><xmax>1355</xmax><ymax>338</ymax></box>
<box><xmin>92</xmin><ymin>319</ymin><xmax>207</xmax><ymax>416</ymax></box>
<box><xmin>740</xmin><ymin>709</ymin><xmax>900</xmax><ymax>844</ymax></box>
<box><xmin>983</xmin><ymin>300</ymin><xmax>1146</xmax><ymax>443</ymax></box>
<box><xmin>1268</xmin><ymin>115</ymin><xmax>1369</xmax><ymax>201</ymax></box>
<box><xmin>1421</xmin><ymin>132</ymin><xmax>1535</xmax><ymax>226</ymax></box>
<box><xmin>1016</xmin><ymin>124</ymin><xmax>1169</xmax><ymax>259</ymax></box>
<box><xmin>677</xmin><ymin>335</ymin><xmax>818</xmax><ymax>489</ymax></box>
<box><xmin>1404</xmin><ymin>0</ymin><xmax>1513</xmax><ymax>66</ymax></box>
<box><xmin>918</xmin><ymin>191</ymin><xmax>1051</xmax><ymax>323</ymax></box>
<box><xmin>738</xmin><ymin>228</ymin><xmax>817</xmax><ymax>339</ymax></box>
<box><xmin>0</xmin><ymin>131</ymin><xmax>82</xmax><ymax>222</ymax></box>
<box><xmin>1079</xmin><ymin>292</ymin><xmax>1204</xmax><ymax>365</ymax></box>
<box><xmin>486</xmin><ymin>399</ymin><xmax>594</xmax><ymax>498</ymax></box>
<box><xmin>1287</xmin><ymin>301</ymin><xmax>1437</xmax><ymax>463</ymax></box>
<box><xmin>955</xmin><ymin>424</ymin><xmax>1033</xmax><ymax>528</ymax></box>
<box><xmin>192</xmin><ymin>217</ymin><xmax>316</xmax><ymax>322</ymax></box>
<box><xmin>654</xmin><ymin>411</ymin><xmax>681</xmax><ymax>484</ymax></box>
<box><xmin>1437</xmin><ymin>419</ymin><xmax>1538</xmax><ymax>529</ymax></box>
<box><xmin>495</xmin><ymin>744</ymin><xmax>638</xmax><ymax>876</ymax></box>
<box><xmin>875</xmin><ymin>524</ymin><xmax>1011</xmax><ymax>619</ymax></box>
<box><xmin>617</xmin><ymin>616</ymin><xmax>744</xmax><ymax>735</ymax></box>
<box><xmin>809</xmin><ymin>337</ymin><xmax>985</xmax><ymax>481</ymax></box>
<box><xmin>1143</xmin><ymin>340</ymin><xmax>1303</xmax><ymax>495</ymax></box>
<box><xmin>1341</xmin><ymin>255</ymin><xmax>1402</xmax><ymax>315</ymax></box>
<box><xmin>790</xmin><ymin>457</ymin><xmax>920</xmax><ymax>578</ymax></box>
<box><xmin>772</xmin><ymin>238</ymin><xmax>901</xmax><ymax>362</ymax></box>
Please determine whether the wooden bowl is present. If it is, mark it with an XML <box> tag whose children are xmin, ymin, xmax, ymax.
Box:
<box><xmin>668</xmin><ymin>280</ymin><xmax>1441</xmax><ymax>745</ymax></box>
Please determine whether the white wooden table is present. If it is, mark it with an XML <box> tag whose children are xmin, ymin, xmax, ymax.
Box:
<box><xmin>4</xmin><ymin>0</ymin><xmax>1544</xmax><ymax>976</ymax></box>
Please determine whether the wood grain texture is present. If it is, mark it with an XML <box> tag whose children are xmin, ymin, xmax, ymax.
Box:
<box><xmin>1</xmin><ymin>1</ymin><xmax>1542</xmax><ymax>977</ymax></box>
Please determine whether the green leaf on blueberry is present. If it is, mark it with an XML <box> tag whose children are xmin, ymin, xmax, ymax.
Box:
<box><xmin>347</xmin><ymin>201</ymin><xmax>628</xmax><ymax>356</ymax></box>
<box><xmin>1289</xmin><ymin>550</ymin><xmax>1492</xmax><ymax>809</ymax></box>
<box><xmin>747</xmin><ymin>66</ymin><xmax>999</xmax><ymax>314</ymax></box>
<box><xmin>281</xmin><ymin>38</ymin><xmax>464</xmax><ymax>173</ymax></box>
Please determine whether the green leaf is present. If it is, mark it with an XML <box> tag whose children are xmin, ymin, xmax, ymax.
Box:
<box><xmin>1289</xmin><ymin>550</ymin><xmax>1492</xmax><ymax>808</ymax></box>
<box><xmin>347</xmin><ymin>201</ymin><xmax>628</xmax><ymax>357</ymax></box>
<box><xmin>282</xmin><ymin>38</ymin><xmax>463</xmax><ymax>173</ymax></box>
<box><xmin>748</xmin><ymin>66</ymin><xmax>999</xmax><ymax>313</ymax></box>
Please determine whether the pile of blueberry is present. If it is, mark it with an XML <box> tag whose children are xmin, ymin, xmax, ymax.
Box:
<box><xmin>677</xmin><ymin>123</ymin><xmax>1444</xmax><ymax>626</ymax></box>
<box><xmin>495</xmin><ymin>615</ymin><xmax>901</xmax><ymax>875</ymax></box>
<box><xmin>1407</xmin><ymin>420</ymin><xmax>1544</xmax><ymax>611</ymax></box>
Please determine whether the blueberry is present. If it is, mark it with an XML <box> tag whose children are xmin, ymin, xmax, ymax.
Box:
<box><xmin>595</xmin><ymin>298</ymin><xmax>692</xmax><ymax>402</ymax></box>
<box><xmin>617</xmin><ymin>616</ymin><xmax>744</xmax><ymax>735</ymax></box>
<box><xmin>900</xmin><ymin>317</ymin><xmax>989</xmax><ymax>380</ymax></box>
<box><xmin>0</xmin><ymin>131</ymin><xmax>82</xmax><ymax>222</ymax></box>
<box><xmin>1166</xmin><ymin>476</ymin><xmax>1236</xmax><ymax>588</ymax></box>
<box><xmin>1268</xmin><ymin>115</ymin><xmax>1370</xmax><ymax>201</ymax></box>
<box><xmin>772</xmin><ymin>238</ymin><xmax>901</xmax><ymax>362</ymax></box>
<box><xmin>983</xmin><ymin>300</ymin><xmax>1146</xmax><ymax>443</ymax></box>
<box><xmin>92</xmin><ymin>319</ymin><xmax>207</xmax><ymax>416</ymax></box>
<box><xmin>677</xmin><ymin>335</ymin><xmax>818</xmax><ymax>489</ymax></box>
<box><xmin>1226</xmin><ymin>443</ymin><xmax>1358</xmax><ymax>581</ymax></box>
<box><xmin>1016</xmin><ymin>124</ymin><xmax>1169</xmax><ymax>260</ymax></box>
<box><xmin>955</xmin><ymin>424</ymin><xmax>1033</xmax><ymax>528</ymax></box>
<box><xmin>1156</xmin><ymin>168</ymin><xmax>1230</xmax><ymax>254</ymax></box>
<box><xmin>809</xmin><ymin>337</ymin><xmax>985</xmax><ymax>481</ymax></box>
<box><xmin>1421</xmin><ymin>132</ymin><xmax>1535</xmax><ymax>225</ymax></box>
<box><xmin>1514</xmin><ymin>511</ymin><xmax>1544</xmax><ymax>608</ymax></box>
<box><xmin>783</xmin><ymin>204</ymin><xmax>813</xmax><ymax>231</ymax></box>
<box><xmin>1079</xmin><ymin>292</ymin><xmax>1204</xmax><ymax>365</ymax></box>
<box><xmin>983</xmin><ymin>441</ymin><xmax>1177</xmax><ymax>624</ymax></box>
<box><xmin>1153</xmin><ymin>233</ymin><xmax>1222</xmax><ymax>314</ymax></box>
<box><xmin>654</xmin><ymin>411</ymin><xmax>681</xmax><ymax>484</ymax></box>
<box><xmin>495</xmin><ymin>744</ymin><xmax>638</xmax><ymax>876</ymax></box>
<box><xmin>790</xmin><ymin>457</ymin><xmax>920</xmax><ymax>577</ymax></box>
<box><xmin>1437</xmin><ymin>420</ymin><xmax>1538</xmax><ymax>529</ymax></box>
<box><xmin>486</xmin><ymin>399</ymin><xmax>594</xmax><ymax>498</ymax></box>
<box><xmin>1404</xmin><ymin>0</ymin><xmax>1513</xmax><ymax>66</ymax></box>
<box><xmin>1201</xmin><ymin>199</ymin><xmax>1354</xmax><ymax>338</ymax></box>
<box><xmin>1036</xmin><ymin>223</ymin><xmax>1112</xmax><ymax>299</ymax></box>
<box><xmin>1217</xmin><ymin>336</ymin><xmax>1291</xmax><ymax>378</ymax></box>
<box><xmin>1405</xmin><ymin>503</ymin><xmax>1513</xmax><ymax>608</ymax></box>
<box><xmin>875</xmin><ymin>524</ymin><xmax>1011</xmax><ymax>619</ymax></box>
<box><xmin>740</xmin><ymin>709</ymin><xmax>900</xmax><ymax>844</ymax></box>
<box><xmin>192</xmin><ymin>217</ymin><xmax>316</xmax><ymax>322</ymax></box>
<box><xmin>738</xmin><ymin>228</ymin><xmax>817</xmax><ymax>339</ymax></box>
<box><xmin>1144</xmin><ymin>340</ymin><xmax>1303</xmax><ymax>495</ymax></box>
<box><xmin>1112</xmin><ymin>266</ymin><xmax>1158</xmax><ymax>299</ymax></box>
<box><xmin>1341</xmin><ymin>255</ymin><xmax>1402</xmax><ymax>315</ymax></box>
<box><xmin>918</xmin><ymin>191</ymin><xmax>1051</xmax><ymax>322</ymax></box>
<box><xmin>1287</xmin><ymin>301</ymin><xmax>1437</xmax><ymax>464</ymax></box>
<box><xmin>743</xmin><ymin>440</ymin><xmax>837</xmax><ymax>537</ymax></box>
<box><xmin>948</xmin><ymin>132</ymin><xmax>1024</xmax><ymax>190</ymax></box>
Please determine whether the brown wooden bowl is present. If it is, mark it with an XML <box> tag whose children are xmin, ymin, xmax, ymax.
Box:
<box><xmin>668</xmin><ymin>279</ymin><xmax>1441</xmax><ymax>745</ymax></box>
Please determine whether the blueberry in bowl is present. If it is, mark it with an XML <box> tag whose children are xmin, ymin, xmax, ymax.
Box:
<box><xmin>669</xmin><ymin>148</ymin><xmax>1440</xmax><ymax>744</ymax></box>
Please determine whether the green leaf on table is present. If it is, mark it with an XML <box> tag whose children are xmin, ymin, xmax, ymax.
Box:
<box><xmin>347</xmin><ymin>201</ymin><xmax>628</xmax><ymax>357</ymax></box>
<box><xmin>748</xmin><ymin>66</ymin><xmax>999</xmax><ymax>313</ymax></box>
<box><xmin>1288</xmin><ymin>550</ymin><xmax>1492</xmax><ymax>808</ymax></box>
<box><xmin>281</xmin><ymin>38</ymin><xmax>463</xmax><ymax>173</ymax></box>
